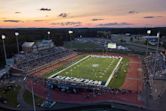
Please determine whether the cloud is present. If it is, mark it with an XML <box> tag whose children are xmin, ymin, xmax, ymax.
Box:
<box><xmin>51</xmin><ymin>22</ymin><xmax>81</xmax><ymax>26</ymax></box>
<box><xmin>33</xmin><ymin>20</ymin><xmax>46</xmax><ymax>22</ymax></box>
<box><xmin>144</xmin><ymin>16</ymin><xmax>163</xmax><ymax>19</ymax></box>
<box><xmin>128</xmin><ymin>10</ymin><xmax>138</xmax><ymax>14</ymax></box>
<box><xmin>40</xmin><ymin>8</ymin><xmax>51</xmax><ymax>11</ymax></box>
<box><xmin>3</xmin><ymin>20</ymin><xmax>23</xmax><ymax>23</ymax></box>
<box><xmin>91</xmin><ymin>18</ymin><xmax>104</xmax><ymax>21</ymax></box>
<box><xmin>157</xmin><ymin>16</ymin><xmax>163</xmax><ymax>18</ymax></box>
<box><xmin>58</xmin><ymin>13</ymin><xmax>68</xmax><ymax>18</ymax></box>
<box><xmin>15</xmin><ymin>12</ymin><xmax>21</xmax><ymax>14</ymax></box>
<box><xmin>97</xmin><ymin>22</ymin><xmax>133</xmax><ymax>27</ymax></box>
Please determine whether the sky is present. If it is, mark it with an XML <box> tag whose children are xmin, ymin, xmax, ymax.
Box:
<box><xmin>0</xmin><ymin>0</ymin><xmax>166</xmax><ymax>28</ymax></box>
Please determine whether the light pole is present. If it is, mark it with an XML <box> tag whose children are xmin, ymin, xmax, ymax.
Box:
<box><xmin>68</xmin><ymin>30</ymin><xmax>73</xmax><ymax>40</ymax></box>
<box><xmin>31</xmin><ymin>80</ymin><xmax>36</xmax><ymax>111</ymax></box>
<box><xmin>156</xmin><ymin>32</ymin><xmax>160</xmax><ymax>54</ymax></box>
<box><xmin>15</xmin><ymin>32</ymin><xmax>20</xmax><ymax>54</ymax></box>
<box><xmin>23</xmin><ymin>76</ymin><xmax>36</xmax><ymax>111</ymax></box>
<box><xmin>154</xmin><ymin>32</ymin><xmax>160</xmax><ymax>77</ymax></box>
<box><xmin>1</xmin><ymin>35</ymin><xmax>7</xmax><ymax>65</ymax></box>
<box><xmin>47</xmin><ymin>31</ymin><xmax>50</xmax><ymax>39</ymax></box>
<box><xmin>68</xmin><ymin>30</ymin><xmax>73</xmax><ymax>49</ymax></box>
<box><xmin>146</xmin><ymin>30</ymin><xmax>151</xmax><ymax>55</ymax></box>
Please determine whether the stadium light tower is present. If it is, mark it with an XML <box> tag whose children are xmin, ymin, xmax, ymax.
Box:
<box><xmin>47</xmin><ymin>31</ymin><xmax>50</xmax><ymax>39</ymax></box>
<box><xmin>146</xmin><ymin>30</ymin><xmax>151</xmax><ymax>55</ymax></box>
<box><xmin>68</xmin><ymin>30</ymin><xmax>73</xmax><ymax>49</ymax></box>
<box><xmin>153</xmin><ymin>32</ymin><xmax>160</xmax><ymax>78</ymax></box>
<box><xmin>1</xmin><ymin>35</ymin><xmax>7</xmax><ymax>65</ymax></box>
<box><xmin>156</xmin><ymin>32</ymin><xmax>160</xmax><ymax>53</ymax></box>
<box><xmin>15</xmin><ymin>32</ymin><xmax>20</xmax><ymax>53</ymax></box>
<box><xmin>68</xmin><ymin>30</ymin><xmax>73</xmax><ymax>40</ymax></box>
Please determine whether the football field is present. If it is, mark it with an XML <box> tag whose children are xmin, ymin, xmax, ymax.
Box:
<box><xmin>49</xmin><ymin>55</ymin><xmax>125</xmax><ymax>86</ymax></box>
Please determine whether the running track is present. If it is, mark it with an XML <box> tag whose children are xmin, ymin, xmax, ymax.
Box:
<box><xmin>26</xmin><ymin>53</ymin><xmax>144</xmax><ymax>106</ymax></box>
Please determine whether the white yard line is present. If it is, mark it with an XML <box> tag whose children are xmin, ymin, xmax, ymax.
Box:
<box><xmin>105</xmin><ymin>57</ymin><xmax>123</xmax><ymax>87</ymax></box>
<box><xmin>104</xmin><ymin>59</ymin><xmax>115</xmax><ymax>74</ymax></box>
<box><xmin>48</xmin><ymin>55</ymin><xmax>90</xmax><ymax>78</ymax></box>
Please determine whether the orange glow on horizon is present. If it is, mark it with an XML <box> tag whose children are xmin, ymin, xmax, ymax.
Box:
<box><xmin>0</xmin><ymin>0</ymin><xmax>166</xmax><ymax>28</ymax></box>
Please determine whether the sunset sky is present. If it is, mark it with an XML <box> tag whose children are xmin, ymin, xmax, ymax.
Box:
<box><xmin>0</xmin><ymin>0</ymin><xmax>166</xmax><ymax>28</ymax></box>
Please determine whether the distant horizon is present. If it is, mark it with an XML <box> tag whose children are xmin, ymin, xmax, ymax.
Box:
<box><xmin>0</xmin><ymin>26</ymin><xmax>166</xmax><ymax>29</ymax></box>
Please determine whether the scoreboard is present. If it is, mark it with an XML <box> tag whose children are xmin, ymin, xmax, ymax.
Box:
<box><xmin>108</xmin><ymin>43</ymin><xmax>117</xmax><ymax>49</ymax></box>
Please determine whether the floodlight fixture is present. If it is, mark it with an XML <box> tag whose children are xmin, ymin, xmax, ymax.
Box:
<box><xmin>147</xmin><ymin>30</ymin><xmax>151</xmax><ymax>35</ymax></box>
<box><xmin>15</xmin><ymin>32</ymin><xmax>19</xmax><ymax>36</ymax></box>
<box><xmin>68</xmin><ymin>30</ymin><xmax>73</xmax><ymax>34</ymax></box>
<box><xmin>1</xmin><ymin>35</ymin><xmax>6</xmax><ymax>39</ymax></box>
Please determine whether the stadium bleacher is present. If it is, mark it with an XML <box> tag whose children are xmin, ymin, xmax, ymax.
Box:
<box><xmin>144</xmin><ymin>52</ymin><xmax>166</xmax><ymax>77</ymax></box>
<box><xmin>13</xmin><ymin>47</ymin><xmax>75</xmax><ymax>72</ymax></box>
<box><xmin>27</xmin><ymin>75</ymin><xmax>133</xmax><ymax>96</ymax></box>
<box><xmin>143</xmin><ymin>51</ymin><xmax>166</xmax><ymax>102</ymax></box>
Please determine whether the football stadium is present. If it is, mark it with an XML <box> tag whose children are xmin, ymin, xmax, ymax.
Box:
<box><xmin>8</xmin><ymin>37</ymin><xmax>143</xmax><ymax>108</ymax></box>
<box><xmin>1</xmin><ymin>0</ymin><xmax>166</xmax><ymax>110</ymax></box>
<box><xmin>1</xmin><ymin>28</ymin><xmax>166</xmax><ymax>111</ymax></box>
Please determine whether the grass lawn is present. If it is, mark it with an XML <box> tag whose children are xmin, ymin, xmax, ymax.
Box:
<box><xmin>0</xmin><ymin>85</ymin><xmax>20</xmax><ymax>107</ymax></box>
<box><xmin>23</xmin><ymin>90</ymin><xmax>44</xmax><ymax>107</ymax></box>
<box><xmin>64</xmin><ymin>41</ymin><xmax>100</xmax><ymax>49</ymax></box>
<box><xmin>108</xmin><ymin>58</ymin><xmax>129</xmax><ymax>88</ymax></box>
<box><xmin>55</xmin><ymin>56</ymin><xmax>120</xmax><ymax>82</ymax></box>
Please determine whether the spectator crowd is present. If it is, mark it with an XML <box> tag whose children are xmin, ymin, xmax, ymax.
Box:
<box><xmin>13</xmin><ymin>47</ymin><xmax>75</xmax><ymax>72</ymax></box>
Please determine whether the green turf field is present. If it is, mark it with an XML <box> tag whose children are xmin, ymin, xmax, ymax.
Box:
<box><xmin>43</xmin><ymin>55</ymin><xmax>86</xmax><ymax>78</ymax></box>
<box><xmin>108</xmin><ymin>58</ymin><xmax>129</xmax><ymax>88</ymax></box>
<box><xmin>47</xmin><ymin>55</ymin><xmax>129</xmax><ymax>88</ymax></box>
<box><xmin>64</xmin><ymin>41</ymin><xmax>100</xmax><ymax>49</ymax></box>
<box><xmin>49</xmin><ymin>56</ymin><xmax>123</xmax><ymax>83</ymax></box>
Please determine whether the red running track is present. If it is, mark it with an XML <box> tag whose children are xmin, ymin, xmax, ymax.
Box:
<box><xmin>26</xmin><ymin>80</ymin><xmax>143</xmax><ymax>105</ymax></box>
<box><xmin>26</xmin><ymin>53</ymin><xmax>144</xmax><ymax>106</ymax></box>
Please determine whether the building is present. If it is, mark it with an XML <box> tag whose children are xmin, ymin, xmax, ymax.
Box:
<box><xmin>143</xmin><ymin>36</ymin><xmax>158</xmax><ymax>46</ymax></box>
<box><xmin>22</xmin><ymin>40</ymin><xmax>55</xmax><ymax>53</ymax></box>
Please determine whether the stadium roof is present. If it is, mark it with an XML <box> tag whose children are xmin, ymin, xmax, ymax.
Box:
<box><xmin>143</xmin><ymin>36</ymin><xmax>158</xmax><ymax>39</ymax></box>
<box><xmin>22</xmin><ymin>42</ymin><xmax>35</xmax><ymax>48</ymax></box>
<box><xmin>36</xmin><ymin>40</ymin><xmax>53</xmax><ymax>45</ymax></box>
